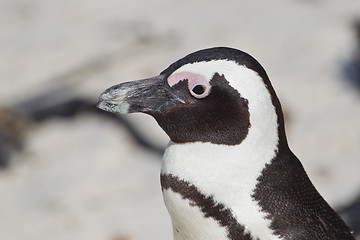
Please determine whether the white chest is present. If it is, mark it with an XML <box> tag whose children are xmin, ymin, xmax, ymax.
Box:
<box><xmin>160</xmin><ymin>141</ymin><xmax>282</xmax><ymax>240</ymax></box>
<box><xmin>163</xmin><ymin>189</ymin><xmax>229</xmax><ymax>240</ymax></box>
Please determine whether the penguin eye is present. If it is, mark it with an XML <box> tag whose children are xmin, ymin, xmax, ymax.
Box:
<box><xmin>168</xmin><ymin>71</ymin><xmax>211</xmax><ymax>99</ymax></box>
<box><xmin>191</xmin><ymin>84</ymin><xmax>207</xmax><ymax>97</ymax></box>
<box><xmin>188</xmin><ymin>79</ymin><xmax>211</xmax><ymax>99</ymax></box>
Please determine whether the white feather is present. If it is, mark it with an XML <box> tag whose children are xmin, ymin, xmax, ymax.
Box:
<box><xmin>163</xmin><ymin>189</ymin><xmax>228</xmax><ymax>240</ymax></box>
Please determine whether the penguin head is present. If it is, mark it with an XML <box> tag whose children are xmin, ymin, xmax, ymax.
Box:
<box><xmin>98</xmin><ymin>47</ymin><xmax>286</xmax><ymax>146</ymax></box>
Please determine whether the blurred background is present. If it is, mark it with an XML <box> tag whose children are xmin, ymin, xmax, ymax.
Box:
<box><xmin>0</xmin><ymin>0</ymin><xmax>360</xmax><ymax>239</ymax></box>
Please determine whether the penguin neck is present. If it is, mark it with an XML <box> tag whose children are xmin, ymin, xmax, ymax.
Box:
<box><xmin>160</xmin><ymin>112</ymin><xmax>284</xmax><ymax>239</ymax></box>
<box><xmin>161</xmin><ymin>123</ymin><xmax>280</xmax><ymax>195</ymax></box>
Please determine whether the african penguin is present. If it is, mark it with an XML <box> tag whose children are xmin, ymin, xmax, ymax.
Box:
<box><xmin>97</xmin><ymin>47</ymin><xmax>354</xmax><ymax>240</ymax></box>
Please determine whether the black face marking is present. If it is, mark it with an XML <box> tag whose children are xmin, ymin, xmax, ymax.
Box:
<box><xmin>252</xmin><ymin>148</ymin><xmax>355</xmax><ymax>239</ymax></box>
<box><xmin>161</xmin><ymin>174</ymin><xmax>255</xmax><ymax>240</ymax></box>
<box><xmin>160</xmin><ymin>47</ymin><xmax>288</xmax><ymax>147</ymax></box>
<box><xmin>151</xmin><ymin>73</ymin><xmax>250</xmax><ymax>145</ymax></box>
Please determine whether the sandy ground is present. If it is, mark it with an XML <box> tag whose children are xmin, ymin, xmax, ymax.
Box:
<box><xmin>0</xmin><ymin>0</ymin><xmax>360</xmax><ymax>239</ymax></box>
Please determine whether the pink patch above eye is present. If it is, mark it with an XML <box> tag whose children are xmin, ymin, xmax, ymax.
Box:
<box><xmin>168</xmin><ymin>72</ymin><xmax>203</xmax><ymax>87</ymax></box>
<box><xmin>168</xmin><ymin>72</ymin><xmax>211</xmax><ymax>99</ymax></box>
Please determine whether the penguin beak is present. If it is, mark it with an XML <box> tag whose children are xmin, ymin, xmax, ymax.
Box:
<box><xmin>97</xmin><ymin>74</ymin><xmax>185</xmax><ymax>114</ymax></box>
